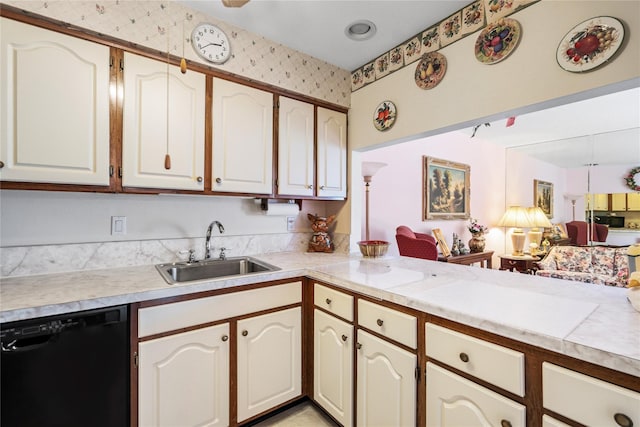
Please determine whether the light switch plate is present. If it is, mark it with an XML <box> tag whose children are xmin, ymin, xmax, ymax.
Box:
<box><xmin>111</xmin><ymin>216</ymin><xmax>127</xmax><ymax>235</ymax></box>
<box><xmin>286</xmin><ymin>216</ymin><xmax>295</xmax><ymax>231</ymax></box>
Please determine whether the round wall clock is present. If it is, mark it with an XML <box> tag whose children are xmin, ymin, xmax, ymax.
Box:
<box><xmin>191</xmin><ymin>23</ymin><xmax>231</xmax><ymax>64</ymax></box>
<box><xmin>373</xmin><ymin>101</ymin><xmax>397</xmax><ymax>131</ymax></box>
<box><xmin>556</xmin><ymin>16</ymin><xmax>624</xmax><ymax>73</ymax></box>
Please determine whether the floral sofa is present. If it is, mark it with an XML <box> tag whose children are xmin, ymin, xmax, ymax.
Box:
<box><xmin>535</xmin><ymin>245</ymin><xmax>629</xmax><ymax>287</ymax></box>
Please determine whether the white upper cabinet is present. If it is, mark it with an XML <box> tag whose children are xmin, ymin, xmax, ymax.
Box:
<box><xmin>316</xmin><ymin>107</ymin><xmax>347</xmax><ymax>198</ymax></box>
<box><xmin>212</xmin><ymin>78</ymin><xmax>273</xmax><ymax>194</ymax></box>
<box><xmin>0</xmin><ymin>18</ymin><xmax>111</xmax><ymax>186</ymax></box>
<box><xmin>277</xmin><ymin>97</ymin><xmax>314</xmax><ymax>197</ymax></box>
<box><xmin>122</xmin><ymin>52</ymin><xmax>205</xmax><ymax>190</ymax></box>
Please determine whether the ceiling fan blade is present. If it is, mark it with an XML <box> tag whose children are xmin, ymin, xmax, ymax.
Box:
<box><xmin>221</xmin><ymin>0</ymin><xmax>250</xmax><ymax>7</ymax></box>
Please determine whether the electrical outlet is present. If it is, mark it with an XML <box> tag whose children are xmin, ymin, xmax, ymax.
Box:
<box><xmin>286</xmin><ymin>216</ymin><xmax>296</xmax><ymax>231</ymax></box>
<box><xmin>111</xmin><ymin>216</ymin><xmax>127</xmax><ymax>235</ymax></box>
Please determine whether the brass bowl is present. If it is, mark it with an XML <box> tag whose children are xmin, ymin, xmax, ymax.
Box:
<box><xmin>357</xmin><ymin>240</ymin><xmax>389</xmax><ymax>258</ymax></box>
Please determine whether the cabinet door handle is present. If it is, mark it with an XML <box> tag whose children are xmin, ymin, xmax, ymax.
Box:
<box><xmin>356</xmin><ymin>343</ymin><xmax>362</xmax><ymax>350</ymax></box>
<box><xmin>221</xmin><ymin>335</ymin><xmax>229</xmax><ymax>342</ymax></box>
<box><xmin>325</xmin><ymin>298</ymin><xmax>332</xmax><ymax>305</ymax></box>
<box><xmin>242</xmin><ymin>330</ymin><xmax>248</xmax><ymax>337</ymax></box>
<box><xmin>0</xmin><ymin>160</ymin><xmax>4</xmax><ymax>169</ymax></box>
<box><xmin>319</xmin><ymin>185</ymin><xmax>325</xmax><ymax>190</ymax></box>
<box><xmin>307</xmin><ymin>184</ymin><xmax>313</xmax><ymax>189</ymax></box>
<box><xmin>614</xmin><ymin>413</ymin><xmax>633</xmax><ymax>427</ymax></box>
<box><xmin>500</xmin><ymin>420</ymin><xmax>512</xmax><ymax>427</ymax></box>
<box><xmin>341</xmin><ymin>334</ymin><xmax>348</xmax><ymax>342</ymax></box>
<box><xmin>376</xmin><ymin>319</ymin><xmax>384</xmax><ymax>327</ymax></box>
<box><xmin>216</xmin><ymin>177</ymin><xmax>222</xmax><ymax>184</ymax></box>
<box><xmin>459</xmin><ymin>352</ymin><xmax>470</xmax><ymax>363</ymax></box>
<box><xmin>197</xmin><ymin>176</ymin><xmax>203</xmax><ymax>183</ymax></box>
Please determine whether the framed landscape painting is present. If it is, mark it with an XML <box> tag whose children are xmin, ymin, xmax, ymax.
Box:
<box><xmin>423</xmin><ymin>156</ymin><xmax>470</xmax><ymax>220</ymax></box>
<box><xmin>534</xmin><ymin>179</ymin><xmax>554</xmax><ymax>218</ymax></box>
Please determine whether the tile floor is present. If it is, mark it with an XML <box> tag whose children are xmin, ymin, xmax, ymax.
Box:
<box><xmin>252</xmin><ymin>401</ymin><xmax>338</xmax><ymax>427</ymax></box>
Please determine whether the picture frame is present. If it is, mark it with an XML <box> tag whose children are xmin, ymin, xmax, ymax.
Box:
<box><xmin>423</xmin><ymin>156</ymin><xmax>470</xmax><ymax>220</ymax></box>
<box><xmin>534</xmin><ymin>179</ymin><xmax>554</xmax><ymax>218</ymax></box>
<box><xmin>432</xmin><ymin>228</ymin><xmax>451</xmax><ymax>257</ymax></box>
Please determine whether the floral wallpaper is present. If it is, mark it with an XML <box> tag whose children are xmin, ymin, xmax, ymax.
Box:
<box><xmin>3</xmin><ymin>0</ymin><xmax>351</xmax><ymax>107</ymax></box>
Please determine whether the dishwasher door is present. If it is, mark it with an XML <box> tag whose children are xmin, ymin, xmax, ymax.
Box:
<box><xmin>1</xmin><ymin>305</ymin><xmax>130</xmax><ymax>427</ymax></box>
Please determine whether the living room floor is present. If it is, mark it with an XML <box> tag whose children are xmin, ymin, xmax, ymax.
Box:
<box><xmin>253</xmin><ymin>402</ymin><xmax>338</xmax><ymax>427</ymax></box>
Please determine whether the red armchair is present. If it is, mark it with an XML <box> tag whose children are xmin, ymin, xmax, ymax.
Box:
<box><xmin>395</xmin><ymin>226</ymin><xmax>438</xmax><ymax>260</ymax></box>
<box><xmin>566</xmin><ymin>221</ymin><xmax>609</xmax><ymax>245</ymax></box>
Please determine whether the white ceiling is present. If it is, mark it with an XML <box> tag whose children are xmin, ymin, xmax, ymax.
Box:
<box><xmin>179</xmin><ymin>0</ymin><xmax>467</xmax><ymax>71</ymax></box>
<box><xmin>179</xmin><ymin>0</ymin><xmax>639</xmax><ymax>168</ymax></box>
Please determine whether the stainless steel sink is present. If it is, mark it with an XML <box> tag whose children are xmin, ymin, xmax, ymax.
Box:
<box><xmin>156</xmin><ymin>256</ymin><xmax>280</xmax><ymax>285</ymax></box>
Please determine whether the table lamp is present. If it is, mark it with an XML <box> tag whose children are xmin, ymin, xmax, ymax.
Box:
<box><xmin>497</xmin><ymin>206</ymin><xmax>532</xmax><ymax>256</ymax></box>
<box><xmin>527</xmin><ymin>206</ymin><xmax>552</xmax><ymax>248</ymax></box>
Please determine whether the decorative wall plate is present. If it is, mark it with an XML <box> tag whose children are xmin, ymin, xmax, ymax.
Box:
<box><xmin>414</xmin><ymin>52</ymin><xmax>447</xmax><ymax>90</ymax></box>
<box><xmin>556</xmin><ymin>16</ymin><xmax>624</xmax><ymax>73</ymax></box>
<box><xmin>475</xmin><ymin>18</ymin><xmax>521</xmax><ymax>64</ymax></box>
<box><xmin>373</xmin><ymin>101</ymin><xmax>397</xmax><ymax>131</ymax></box>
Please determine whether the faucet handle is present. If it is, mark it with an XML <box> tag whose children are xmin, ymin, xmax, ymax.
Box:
<box><xmin>219</xmin><ymin>247</ymin><xmax>227</xmax><ymax>260</ymax></box>
<box><xmin>178</xmin><ymin>249</ymin><xmax>197</xmax><ymax>263</ymax></box>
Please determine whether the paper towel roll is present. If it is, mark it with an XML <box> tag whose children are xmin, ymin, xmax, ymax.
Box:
<box><xmin>262</xmin><ymin>203</ymin><xmax>299</xmax><ymax>216</ymax></box>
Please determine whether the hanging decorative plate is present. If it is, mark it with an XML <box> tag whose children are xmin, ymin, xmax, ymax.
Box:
<box><xmin>414</xmin><ymin>52</ymin><xmax>447</xmax><ymax>90</ymax></box>
<box><xmin>556</xmin><ymin>16</ymin><xmax>624</xmax><ymax>73</ymax></box>
<box><xmin>475</xmin><ymin>18</ymin><xmax>521</xmax><ymax>64</ymax></box>
<box><xmin>373</xmin><ymin>101</ymin><xmax>397</xmax><ymax>131</ymax></box>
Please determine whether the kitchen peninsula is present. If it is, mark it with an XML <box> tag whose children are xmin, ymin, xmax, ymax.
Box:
<box><xmin>1</xmin><ymin>252</ymin><xmax>638</xmax><ymax>427</ymax></box>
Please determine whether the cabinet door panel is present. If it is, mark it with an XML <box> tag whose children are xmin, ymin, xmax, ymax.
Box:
<box><xmin>212</xmin><ymin>78</ymin><xmax>273</xmax><ymax>194</ymax></box>
<box><xmin>278</xmin><ymin>97</ymin><xmax>314</xmax><ymax>196</ymax></box>
<box><xmin>0</xmin><ymin>18</ymin><xmax>110</xmax><ymax>186</ymax></box>
<box><xmin>122</xmin><ymin>52</ymin><xmax>205</xmax><ymax>190</ymax></box>
<box><xmin>316</xmin><ymin>107</ymin><xmax>346</xmax><ymax>198</ymax></box>
<box><xmin>426</xmin><ymin>362</ymin><xmax>525</xmax><ymax>427</ymax></box>
<box><xmin>237</xmin><ymin>307</ymin><xmax>301</xmax><ymax>422</ymax></box>
<box><xmin>139</xmin><ymin>323</ymin><xmax>229</xmax><ymax>427</ymax></box>
<box><xmin>314</xmin><ymin>309</ymin><xmax>353</xmax><ymax>427</ymax></box>
<box><xmin>356</xmin><ymin>329</ymin><xmax>416</xmax><ymax>427</ymax></box>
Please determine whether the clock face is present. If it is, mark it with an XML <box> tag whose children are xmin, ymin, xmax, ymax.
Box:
<box><xmin>191</xmin><ymin>23</ymin><xmax>231</xmax><ymax>64</ymax></box>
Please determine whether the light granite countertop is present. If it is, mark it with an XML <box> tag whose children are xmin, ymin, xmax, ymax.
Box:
<box><xmin>1</xmin><ymin>252</ymin><xmax>638</xmax><ymax>377</ymax></box>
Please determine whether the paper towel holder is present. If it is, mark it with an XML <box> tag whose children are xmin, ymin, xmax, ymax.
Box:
<box><xmin>258</xmin><ymin>198</ymin><xmax>302</xmax><ymax>212</ymax></box>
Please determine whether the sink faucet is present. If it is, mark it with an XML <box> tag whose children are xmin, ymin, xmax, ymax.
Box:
<box><xmin>205</xmin><ymin>221</ymin><xmax>225</xmax><ymax>259</ymax></box>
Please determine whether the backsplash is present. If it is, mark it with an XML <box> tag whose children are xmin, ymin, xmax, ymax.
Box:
<box><xmin>0</xmin><ymin>232</ymin><xmax>351</xmax><ymax>278</ymax></box>
<box><xmin>3</xmin><ymin>0</ymin><xmax>351</xmax><ymax>107</ymax></box>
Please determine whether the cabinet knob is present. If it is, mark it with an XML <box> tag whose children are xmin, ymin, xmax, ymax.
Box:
<box><xmin>320</xmin><ymin>185</ymin><xmax>325</xmax><ymax>190</ymax></box>
<box><xmin>376</xmin><ymin>319</ymin><xmax>384</xmax><ymax>327</ymax></box>
<box><xmin>614</xmin><ymin>413</ymin><xmax>633</xmax><ymax>427</ymax></box>
<box><xmin>196</xmin><ymin>176</ymin><xmax>203</xmax><ymax>183</ymax></box>
<box><xmin>459</xmin><ymin>352</ymin><xmax>470</xmax><ymax>363</ymax></box>
<box><xmin>216</xmin><ymin>177</ymin><xmax>222</xmax><ymax>184</ymax></box>
<box><xmin>221</xmin><ymin>335</ymin><xmax>229</xmax><ymax>342</ymax></box>
<box><xmin>242</xmin><ymin>330</ymin><xmax>248</xmax><ymax>337</ymax></box>
<box><xmin>307</xmin><ymin>184</ymin><xmax>313</xmax><ymax>189</ymax></box>
<box><xmin>0</xmin><ymin>160</ymin><xmax>4</xmax><ymax>169</ymax></box>
<box><xmin>356</xmin><ymin>343</ymin><xmax>362</xmax><ymax>350</ymax></box>
<box><xmin>341</xmin><ymin>334</ymin><xmax>348</xmax><ymax>342</ymax></box>
<box><xmin>500</xmin><ymin>420</ymin><xmax>512</xmax><ymax>427</ymax></box>
<box><xmin>325</xmin><ymin>298</ymin><xmax>332</xmax><ymax>305</ymax></box>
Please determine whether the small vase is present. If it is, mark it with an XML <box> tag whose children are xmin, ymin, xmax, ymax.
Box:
<box><xmin>469</xmin><ymin>232</ymin><xmax>486</xmax><ymax>253</ymax></box>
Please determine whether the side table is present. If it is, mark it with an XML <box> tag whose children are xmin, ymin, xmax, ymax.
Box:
<box><xmin>499</xmin><ymin>254</ymin><xmax>540</xmax><ymax>274</ymax></box>
<box><xmin>438</xmin><ymin>251</ymin><xmax>494</xmax><ymax>268</ymax></box>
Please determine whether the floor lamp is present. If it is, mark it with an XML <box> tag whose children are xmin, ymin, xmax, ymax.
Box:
<box><xmin>359</xmin><ymin>161</ymin><xmax>388</xmax><ymax>257</ymax></box>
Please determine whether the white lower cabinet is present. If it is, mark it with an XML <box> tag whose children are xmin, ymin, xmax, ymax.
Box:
<box><xmin>237</xmin><ymin>307</ymin><xmax>302</xmax><ymax>422</ymax></box>
<box><xmin>314</xmin><ymin>309</ymin><xmax>353</xmax><ymax>427</ymax></box>
<box><xmin>356</xmin><ymin>329</ymin><xmax>416</xmax><ymax>427</ymax></box>
<box><xmin>426</xmin><ymin>362</ymin><xmax>525</xmax><ymax>427</ymax></box>
<box><xmin>138</xmin><ymin>323</ymin><xmax>230</xmax><ymax>427</ymax></box>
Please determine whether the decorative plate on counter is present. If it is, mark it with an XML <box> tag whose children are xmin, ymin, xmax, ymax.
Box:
<box><xmin>373</xmin><ymin>101</ymin><xmax>397</xmax><ymax>131</ymax></box>
<box><xmin>475</xmin><ymin>18</ymin><xmax>521</xmax><ymax>64</ymax></box>
<box><xmin>556</xmin><ymin>16</ymin><xmax>624</xmax><ymax>73</ymax></box>
<box><xmin>414</xmin><ymin>52</ymin><xmax>447</xmax><ymax>90</ymax></box>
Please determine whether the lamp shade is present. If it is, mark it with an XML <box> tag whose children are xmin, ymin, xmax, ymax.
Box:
<box><xmin>496</xmin><ymin>206</ymin><xmax>533</xmax><ymax>229</ymax></box>
<box><xmin>527</xmin><ymin>206</ymin><xmax>552</xmax><ymax>228</ymax></box>
<box><xmin>362</xmin><ymin>161</ymin><xmax>388</xmax><ymax>178</ymax></box>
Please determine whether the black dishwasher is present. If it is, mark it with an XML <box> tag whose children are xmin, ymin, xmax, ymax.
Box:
<box><xmin>1</xmin><ymin>305</ymin><xmax>129</xmax><ymax>427</ymax></box>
